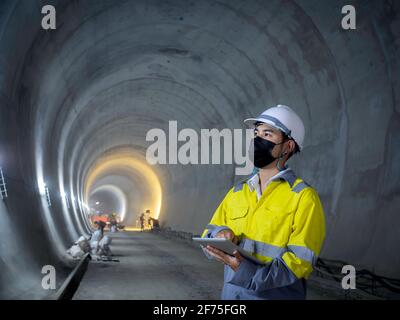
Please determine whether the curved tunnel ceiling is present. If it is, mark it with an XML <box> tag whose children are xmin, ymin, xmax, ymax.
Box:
<box><xmin>0</xmin><ymin>0</ymin><xmax>399</xmax><ymax>299</ymax></box>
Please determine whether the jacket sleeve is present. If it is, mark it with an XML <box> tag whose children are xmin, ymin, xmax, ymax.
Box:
<box><xmin>201</xmin><ymin>188</ymin><xmax>234</xmax><ymax>239</ymax></box>
<box><xmin>200</xmin><ymin>188</ymin><xmax>234</xmax><ymax>259</ymax></box>
<box><xmin>226</xmin><ymin>188</ymin><xmax>326</xmax><ymax>292</ymax></box>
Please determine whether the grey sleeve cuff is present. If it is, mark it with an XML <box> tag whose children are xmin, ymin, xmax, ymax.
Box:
<box><xmin>226</xmin><ymin>258</ymin><xmax>258</xmax><ymax>288</ymax></box>
<box><xmin>209</xmin><ymin>225</ymin><xmax>231</xmax><ymax>238</ymax></box>
<box><xmin>226</xmin><ymin>257</ymin><xmax>299</xmax><ymax>292</ymax></box>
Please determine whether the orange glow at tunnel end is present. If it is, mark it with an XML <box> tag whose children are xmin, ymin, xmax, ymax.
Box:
<box><xmin>84</xmin><ymin>153</ymin><xmax>162</xmax><ymax>226</ymax></box>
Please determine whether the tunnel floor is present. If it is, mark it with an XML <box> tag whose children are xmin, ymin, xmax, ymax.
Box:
<box><xmin>73</xmin><ymin>231</ymin><xmax>224</xmax><ymax>299</ymax></box>
<box><xmin>71</xmin><ymin>231</ymin><xmax>336</xmax><ymax>300</ymax></box>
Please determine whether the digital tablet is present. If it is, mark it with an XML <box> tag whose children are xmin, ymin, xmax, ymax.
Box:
<box><xmin>192</xmin><ymin>237</ymin><xmax>263</xmax><ymax>265</ymax></box>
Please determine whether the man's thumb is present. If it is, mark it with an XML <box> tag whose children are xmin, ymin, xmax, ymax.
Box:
<box><xmin>233</xmin><ymin>250</ymin><xmax>241</xmax><ymax>259</ymax></box>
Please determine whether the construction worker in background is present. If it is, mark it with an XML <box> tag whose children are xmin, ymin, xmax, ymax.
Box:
<box><xmin>202</xmin><ymin>105</ymin><xmax>326</xmax><ymax>300</ymax></box>
<box><xmin>140</xmin><ymin>213</ymin><xmax>145</xmax><ymax>231</ymax></box>
<box><xmin>90</xmin><ymin>220</ymin><xmax>106</xmax><ymax>256</ymax></box>
<box><xmin>149</xmin><ymin>217</ymin><xmax>160</xmax><ymax>231</ymax></box>
<box><xmin>109</xmin><ymin>213</ymin><xmax>118</xmax><ymax>232</ymax></box>
<box><xmin>66</xmin><ymin>236</ymin><xmax>90</xmax><ymax>259</ymax></box>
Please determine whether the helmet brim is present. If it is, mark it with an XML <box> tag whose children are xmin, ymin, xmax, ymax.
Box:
<box><xmin>244</xmin><ymin>117</ymin><xmax>303</xmax><ymax>151</ymax></box>
<box><xmin>243</xmin><ymin>117</ymin><xmax>281</xmax><ymax>131</ymax></box>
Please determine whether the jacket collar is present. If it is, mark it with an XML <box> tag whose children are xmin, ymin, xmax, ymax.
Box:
<box><xmin>247</xmin><ymin>167</ymin><xmax>297</xmax><ymax>191</ymax></box>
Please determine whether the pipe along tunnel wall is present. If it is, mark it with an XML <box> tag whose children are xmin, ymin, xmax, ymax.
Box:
<box><xmin>0</xmin><ymin>0</ymin><xmax>399</xmax><ymax>298</ymax></box>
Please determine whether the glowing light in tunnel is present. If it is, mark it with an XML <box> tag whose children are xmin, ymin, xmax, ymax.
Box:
<box><xmin>38</xmin><ymin>178</ymin><xmax>47</xmax><ymax>195</ymax></box>
<box><xmin>90</xmin><ymin>185</ymin><xmax>127</xmax><ymax>220</ymax></box>
<box><xmin>60</xmin><ymin>191</ymin><xmax>70</xmax><ymax>209</ymax></box>
<box><xmin>35</xmin><ymin>167</ymin><xmax>69</xmax><ymax>258</ymax></box>
<box><xmin>84</xmin><ymin>155</ymin><xmax>162</xmax><ymax>224</ymax></box>
<box><xmin>124</xmin><ymin>227</ymin><xmax>142</xmax><ymax>231</ymax></box>
<box><xmin>58</xmin><ymin>182</ymin><xmax>79</xmax><ymax>239</ymax></box>
<box><xmin>82</xmin><ymin>203</ymin><xmax>90</xmax><ymax>214</ymax></box>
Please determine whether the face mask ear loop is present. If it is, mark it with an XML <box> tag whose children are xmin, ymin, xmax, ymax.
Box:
<box><xmin>276</xmin><ymin>141</ymin><xmax>288</xmax><ymax>171</ymax></box>
<box><xmin>276</xmin><ymin>157</ymin><xmax>285</xmax><ymax>171</ymax></box>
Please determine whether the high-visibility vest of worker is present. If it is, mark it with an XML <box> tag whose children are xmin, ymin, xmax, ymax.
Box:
<box><xmin>202</xmin><ymin>105</ymin><xmax>326</xmax><ymax>300</ymax></box>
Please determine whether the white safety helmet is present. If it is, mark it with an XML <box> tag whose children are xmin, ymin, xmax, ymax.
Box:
<box><xmin>244</xmin><ymin>104</ymin><xmax>305</xmax><ymax>150</ymax></box>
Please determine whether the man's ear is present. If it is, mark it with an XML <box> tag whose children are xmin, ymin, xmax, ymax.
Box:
<box><xmin>283</xmin><ymin>140</ymin><xmax>295</xmax><ymax>158</ymax></box>
<box><xmin>288</xmin><ymin>140</ymin><xmax>295</xmax><ymax>154</ymax></box>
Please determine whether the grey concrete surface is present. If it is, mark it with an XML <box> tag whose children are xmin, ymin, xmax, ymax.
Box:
<box><xmin>0</xmin><ymin>0</ymin><xmax>399</xmax><ymax>298</ymax></box>
<box><xmin>73</xmin><ymin>231</ymin><xmax>224</xmax><ymax>299</ymax></box>
<box><xmin>73</xmin><ymin>231</ymin><xmax>335</xmax><ymax>300</ymax></box>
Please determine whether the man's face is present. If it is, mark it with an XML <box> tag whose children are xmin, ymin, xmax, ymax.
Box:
<box><xmin>254</xmin><ymin>123</ymin><xmax>287</xmax><ymax>158</ymax></box>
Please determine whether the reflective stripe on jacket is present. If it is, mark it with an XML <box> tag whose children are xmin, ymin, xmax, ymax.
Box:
<box><xmin>201</xmin><ymin>168</ymin><xmax>326</xmax><ymax>300</ymax></box>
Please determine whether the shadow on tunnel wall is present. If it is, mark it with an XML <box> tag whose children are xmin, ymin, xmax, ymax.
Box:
<box><xmin>0</xmin><ymin>0</ymin><xmax>399</xmax><ymax>299</ymax></box>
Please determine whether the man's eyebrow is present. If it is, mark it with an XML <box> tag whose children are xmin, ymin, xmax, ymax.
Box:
<box><xmin>254</xmin><ymin>127</ymin><xmax>274</xmax><ymax>132</ymax></box>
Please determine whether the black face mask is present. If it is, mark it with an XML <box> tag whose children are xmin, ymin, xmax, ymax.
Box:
<box><xmin>249</xmin><ymin>136</ymin><xmax>285</xmax><ymax>169</ymax></box>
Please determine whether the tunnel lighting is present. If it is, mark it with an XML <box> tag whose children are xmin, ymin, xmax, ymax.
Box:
<box><xmin>95</xmin><ymin>201</ymin><xmax>100</xmax><ymax>205</ymax></box>
<box><xmin>61</xmin><ymin>192</ymin><xmax>70</xmax><ymax>209</ymax></box>
<box><xmin>38</xmin><ymin>179</ymin><xmax>51</xmax><ymax>206</ymax></box>
<box><xmin>90</xmin><ymin>184</ymin><xmax>127</xmax><ymax>221</ymax></box>
<box><xmin>0</xmin><ymin>167</ymin><xmax>8</xmax><ymax>200</ymax></box>
<box><xmin>85</xmin><ymin>155</ymin><xmax>162</xmax><ymax>222</ymax></box>
<box><xmin>60</xmin><ymin>191</ymin><xmax>70</xmax><ymax>209</ymax></box>
<box><xmin>38</xmin><ymin>179</ymin><xmax>47</xmax><ymax>195</ymax></box>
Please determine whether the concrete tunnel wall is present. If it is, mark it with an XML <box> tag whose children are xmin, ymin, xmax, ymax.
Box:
<box><xmin>0</xmin><ymin>0</ymin><xmax>399</xmax><ymax>298</ymax></box>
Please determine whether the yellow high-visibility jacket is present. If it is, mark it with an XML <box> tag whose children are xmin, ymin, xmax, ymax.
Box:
<box><xmin>201</xmin><ymin>168</ymin><xmax>326</xmax><ymax>300</ymax></box>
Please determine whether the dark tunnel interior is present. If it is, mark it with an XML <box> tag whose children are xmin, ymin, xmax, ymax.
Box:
<box><xmin>0</xmin><ymin>0</ymin><xmax>399</xmax><ymax>299</ymax></box>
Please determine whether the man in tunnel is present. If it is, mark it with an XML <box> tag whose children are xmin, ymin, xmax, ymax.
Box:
<box><xmin>202</xmin><ymin>104</ymin><xmax>326</xmax><ymax>300</ymax></box>
<box><xmin>140</xmin><ymin>213</ymin><xmax>145</xmax><ymax>231</ymax></box>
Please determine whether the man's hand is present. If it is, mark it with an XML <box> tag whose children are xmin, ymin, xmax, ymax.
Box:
<box><xmin>205</xmin><ymin>246</ymin><xmax>243</xmax><ymax>272</ymax></box>
<box><xmin>204</xmin><ymin>229</ymin><xmax>242</xmax><ymax>271</ymax></box>
<box><xmin>215</xmin><ymin>229</ymin><xmax>239</xmax><ymax>244</ymax></box>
